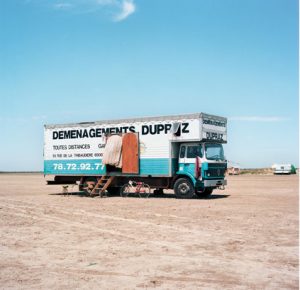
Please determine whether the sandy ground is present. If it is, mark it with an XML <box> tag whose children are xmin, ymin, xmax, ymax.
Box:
<box><xmin>0</xmin><ymin>174</ymin><xmax>298</xmax><ymax>289</ymax></box>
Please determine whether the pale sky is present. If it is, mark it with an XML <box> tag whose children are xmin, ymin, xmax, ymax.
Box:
<box><xmin>0</xmin><ymin>0</ymin><xmax>298</xmax><ymax>170</ymax></box>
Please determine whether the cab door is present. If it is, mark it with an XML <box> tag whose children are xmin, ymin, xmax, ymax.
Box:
<box><xmin>184</xmin><ymin>145</ymin><xmax>197</xmax><ymax>176</ymax></box>
<box><xmin>183</xmin><ymin>144</ymin><xmax>202</xmax><ymax>176</ymax></box>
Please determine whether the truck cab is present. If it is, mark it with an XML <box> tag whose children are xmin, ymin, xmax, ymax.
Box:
<box><xmin>173</xmin><ymin>142</ymin><xmax>227</xmax><ymax>198</ymax></box>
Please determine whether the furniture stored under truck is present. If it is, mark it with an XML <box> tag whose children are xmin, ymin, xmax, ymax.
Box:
<box><xmin>44</xmin><ymin>113</ymin><xmax>227</xmax><ymax>198</ymax></box>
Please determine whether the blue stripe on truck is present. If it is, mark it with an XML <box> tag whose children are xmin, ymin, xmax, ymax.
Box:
<box><xmin>44</xmin><ymin>158</ymin><xmax>170</xmax><ymax>176</ymax></box>
<box><xmin>139</xmin><ymin>158</ymin><xmax>169</xmax><ymax>175</ymax></box>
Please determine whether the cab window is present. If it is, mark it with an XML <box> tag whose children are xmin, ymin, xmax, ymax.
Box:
<box><xmin>179</xmin><ymin>146</ymin><xmax>186</xmax><ymax>158</ymax></box>
<box><xmin>187</xmin><ymin>145</ymin><xmax>203</xmax><ymax>158</ymax></box>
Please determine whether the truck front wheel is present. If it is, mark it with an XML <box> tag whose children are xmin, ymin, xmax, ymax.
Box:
<box><xmin>195</xmin><ymin>188</ymin><xmax>213</xmax><ymax>198</ymax></box>
<box><xmin>174</xmin><ymin>178</ymin><xmax>195</xmax><ymax>199</ymax></box>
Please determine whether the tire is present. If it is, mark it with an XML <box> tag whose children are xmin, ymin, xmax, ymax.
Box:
<box><xmin>195</xmin><ymin>188</ymin><xmax>213</xmax><ymax>198</ymax></box>
<box><xmin>120</xmin><ymin>184</ymin><xmax>130</xmax><ymax>197</ymax></box>
<box><xmin>107</xmin><ymin>187</ymin><xmax>120</xmax><ymax>195</ymax></box>
<box><xmin>174</xmin><ymin>178</ymin><xmax>195</xmax><ymax>199</ymax></box>
<box><xmin>153</xmin><ymin>188</ymin><xmax>164</xmax><ymax>196</ymax></box>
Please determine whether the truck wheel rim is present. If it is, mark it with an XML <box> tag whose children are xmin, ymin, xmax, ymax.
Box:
<box><xmin>179</xmin><ymin>183</ymin><xmax>189</xmax><ymax>194</ymax></box>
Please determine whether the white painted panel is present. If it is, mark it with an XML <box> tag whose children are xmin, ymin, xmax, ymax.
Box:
<box><xmin>44</xmin><ymin>115</ymin><xmax>227</xmax><ymax>163</ymax></box>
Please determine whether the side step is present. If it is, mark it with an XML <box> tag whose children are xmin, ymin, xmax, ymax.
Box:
<box><xmin>91</xmin><ymin>176</ymin><xmax>115</xmax><ymax>197</ymax></box>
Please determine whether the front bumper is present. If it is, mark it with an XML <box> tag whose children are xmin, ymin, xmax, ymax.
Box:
<box><xmin>204</xmin><ymin>179</ymin><xmax>227</xmax><ymax>187</ymax></box>
<box><xmin>274</xmin><ymin>171</ymin><xmax>290</xmax><ymax>174</ymax></box>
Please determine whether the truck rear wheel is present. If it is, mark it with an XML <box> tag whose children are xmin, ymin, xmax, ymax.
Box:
<box><xmin>153</xmin><ymin>188</ymin><xmax>164</xmax><ymax>196</ymax></box>
<box><xmin>107</xmin><ymin>187</ymin><xmax>120</xmax><ymax>195</ymax></box>
<box><xmin>196</xmin><ymin>188</ymin><xmax>213</xmax><ymax>198</ymax></box>
<box><xmin>174</xmin><ymin>178</ymin><xmax>195</xmax><ymax>199</ymax></box>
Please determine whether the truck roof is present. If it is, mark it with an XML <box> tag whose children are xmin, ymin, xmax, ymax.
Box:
<box><xmin>45</xmin><ymin>112</ymin><xmax>227</xmax><ymax>129</ymax></box>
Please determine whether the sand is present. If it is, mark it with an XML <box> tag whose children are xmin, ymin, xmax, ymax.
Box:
<box><xmin>0</xmin><ymin>173</ymin><xmax>298</xmax><ymax>289</ymax></box>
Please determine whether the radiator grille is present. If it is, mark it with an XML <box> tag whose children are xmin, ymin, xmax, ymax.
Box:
<box><xmin>205</xmin><ymin>163</ymin><xmax>227</xmax><ymax>177</ymax></box>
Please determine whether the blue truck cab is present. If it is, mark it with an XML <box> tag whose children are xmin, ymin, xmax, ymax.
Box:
<box><xmin>173</xmin><ymin>142</ymin><xmax>227</xmax><ymax>198</ymax></box>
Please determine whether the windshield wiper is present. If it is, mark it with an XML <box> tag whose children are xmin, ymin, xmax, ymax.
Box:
<box><xmin>208</xmin><ymin>154</ymin><xmax>221</xmax><ymax>160</ymax></box>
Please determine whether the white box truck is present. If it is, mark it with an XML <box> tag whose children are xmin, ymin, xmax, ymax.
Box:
<box><xmin>272</xmin><ymin>164</ymin><xmax>296</xmax><ymax>174</ymax></box>
<box><xmin>44</xmin><ymin>112</ymin><xmax>227</xmax><ymax>198</ymax></box>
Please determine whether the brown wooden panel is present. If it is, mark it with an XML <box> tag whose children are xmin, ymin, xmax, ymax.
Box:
<box><xmin>122</xmin><ymin>133</ymin><xmax>139</xmax><ymax>174</ymax></box>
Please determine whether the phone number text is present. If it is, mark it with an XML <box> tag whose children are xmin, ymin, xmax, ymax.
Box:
<box><xmin>53</xmin><ymin>163</ymin><xmax>102</xmax><ymax>171</ymax></box>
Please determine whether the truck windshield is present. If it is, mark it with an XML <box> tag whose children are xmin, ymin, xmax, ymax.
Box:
<box><xmin>205</xmin><ymin>143</ymin><xmax>225</xmax><ymax>161</ymax></box>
